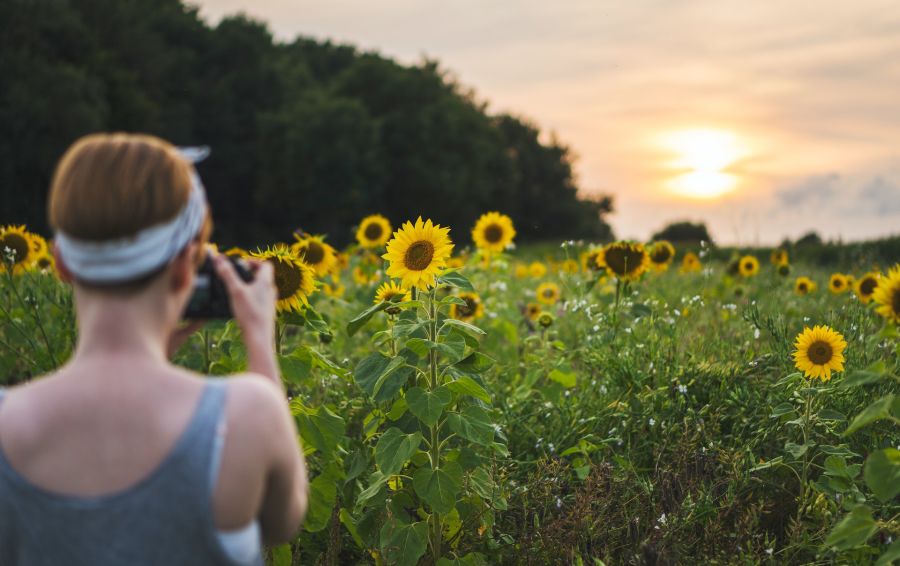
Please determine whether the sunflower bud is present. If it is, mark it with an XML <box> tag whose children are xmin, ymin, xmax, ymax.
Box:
<box><xmin>537</xmin><ymin>312</ymin><xmax>555</xmax><ymax>328</ymax></box>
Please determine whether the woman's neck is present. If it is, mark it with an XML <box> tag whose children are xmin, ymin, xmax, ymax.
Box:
<box><xmin>72</xmin><ymin>289</ymin><xmax>174</xmax><ymax>364</ymax></box>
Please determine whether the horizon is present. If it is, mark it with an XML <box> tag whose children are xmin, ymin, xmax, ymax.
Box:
<box><xmin>192</xmin><ymin>0</ymin><xmax>900</xmax><ymax>246</ymax></box>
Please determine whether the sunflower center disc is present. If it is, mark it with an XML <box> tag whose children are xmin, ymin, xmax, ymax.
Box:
<box><xmin>743</xmin><ymin>261</ymin><xmax>753</xmax><ymax>272</ymax></box>
<box><xmin>833</xmin><ymin>279</ymin><xmax>843</xmax><ymax>289</ymax></box>
<box><xmin>605</xmin><ymin>247</ymin><xmax>643</xmax><ymax>276</ymax></box>
<box><xmin>798</xmin><ymin>283</ymin><xmax>808</xmax><ymax>293</ymax></box>
<box><xmin>459</xmin><ymin>297</ymin><xmax>476</xmax><ymax>317</ymax></box>
<box><xmin>808</xmin><ymin>340</ymin><xmax>833</xmax><ymax>365</ymax></box>
<box><xmin>364</xmin><ymin>223</ymin><xmax>383</xmax><ymax>241</ymax></box>
<box><xmin>892</xmin><ymin>288</ymin><xmax>900</xmax><ymax>315</ymax></box>
<box><xmin>484</xmin><ymin>224</ymin><xmax>503</xmax><ymax>244</ymax></box>
<box><xmin>303</xmin><ymin>242</ymin><xmax>324</xmax><ymax>266</ymax></box>
<box><xmin>652</xmin><ymin>248</ymin><xmax>671</xmax><ymax>263</ymax></box>
<box><xmin>543</xmin><ymin>288</ymin><xmax>554</xmax><ymax>299</ymax></box>
<box><xmin>404</xmin><ymin>241</ymin><xmax>435</xmax><ymax>271</ymax></box>
<box><xmin>2</xmin><ymin>234</ymin><xmax>30</xmax><ymax>265</ymax></box>
<box><xmin>272</xmin><ymin>258</ymin><xmax>302</xmax><ymax>300</ymax></box>
<box><xmin>860</xmin><ymin>278</ymin><xmax>877</xmax><ymax>295</ymax></box>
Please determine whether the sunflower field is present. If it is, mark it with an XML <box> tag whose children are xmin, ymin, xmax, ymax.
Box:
<box><xmin>2</xmin><ymin>218</ymin><xmax>899</xmax><ymax>565</ymax></box>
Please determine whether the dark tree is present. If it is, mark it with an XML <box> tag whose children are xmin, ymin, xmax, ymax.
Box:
<box><xmin>0</xmin><ymin>0</ymin><xmax>614</xmax><ymax>247</ymax></box>
<box><xmin>794</xmin><ymin>231</ymin><xmax>823</xmax><ymax>247</ymax></box>
<box><xmin>652</xmin><ymin>221</ymin><xmax>713</xmax><ymax>245</ymax></box>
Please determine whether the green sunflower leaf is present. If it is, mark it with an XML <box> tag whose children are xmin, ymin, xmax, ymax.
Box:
<box><xmin>379</xmin><ymin>521</ymin><xmax>428</xmax><ymax>566</ymax></box>
<box><xmin>347</xmin><ymin>301</ymin><xmax>390</xmax><ymax>336</ymax></box>
<box><xmin>864</xmin><ymin>448</ymin><xmax>900</xmax><ymax>502</ymax></box>
<box><xmin>406</xmin><ymin>386</ymin><xmax>452</xmax><ymax>426</ymax></box>
<box><xmin>438</xmin><ymin>271</ymin><xmax>475</xmax><ymax>291</ymax></box>
<box><xmin>413</xmin><ymin>461</ymin><xmax>463</xmax><ymax>514</ymax></box>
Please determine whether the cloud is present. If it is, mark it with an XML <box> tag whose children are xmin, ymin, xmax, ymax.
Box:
<box><xmin>775</xmin><ymin>174</ymin><xmax>840</xmax><ymax>208</ymax></box>
<box><xmin>858</xmin><ymin>175</ymin><xmax>900</xmax><ymax>216</ymax></box>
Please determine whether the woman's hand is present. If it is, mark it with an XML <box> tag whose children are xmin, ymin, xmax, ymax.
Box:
<box><xmin>213</xmin><ymin>254</ymin><xmax>280</xmax><ymax>384</ymax></box>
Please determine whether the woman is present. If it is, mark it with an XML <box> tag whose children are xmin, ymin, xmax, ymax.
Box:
<box><xmin>0</xmin><ymin>134</ymin><xmax>307</xmax><ymax>565</ymax></box>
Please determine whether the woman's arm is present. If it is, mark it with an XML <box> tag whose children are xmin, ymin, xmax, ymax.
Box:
<box><xmin>214</xmin><ymin>254</ymin><xmax>308</xmax><ymax>541</ymax></box>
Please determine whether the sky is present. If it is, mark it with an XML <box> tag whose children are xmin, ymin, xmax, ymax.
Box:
<box><xmin>192</xmin><ymin>0</ymin><xmax>900</xmax><ymax>245</ymax></box>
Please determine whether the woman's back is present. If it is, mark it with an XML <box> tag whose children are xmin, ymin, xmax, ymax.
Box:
<box><xmin>0</xmin><ymin>367</ymin><xmax>276</xmax><ymax>566</ymax></box>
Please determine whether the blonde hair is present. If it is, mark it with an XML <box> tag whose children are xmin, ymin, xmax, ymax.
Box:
<box><xmin>49</xmin><ymin>133</ymin><xmax>211</xmax><ymax>286</ymax></box>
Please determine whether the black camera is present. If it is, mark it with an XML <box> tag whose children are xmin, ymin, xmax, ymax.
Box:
<box><xmin>183</xmin><ymin>253</ymin><xmax>253</xmax><ymax>319</ymax></box>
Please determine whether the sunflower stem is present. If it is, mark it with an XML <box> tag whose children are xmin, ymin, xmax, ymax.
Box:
<box><xmin>427</xmin><ymin>286</ymin><xmax>443</xmax><ymax>562</ymax></box>
<box><xmin>275</xmin><ymin>319</ymin><xmax>284</xmax><ymax>357</ymax></box>
<box><xmin>800</xmin><ymin>386</ymin><xmax>814</xmax><ymax>502</ymax></box>
<box><xmin>388</xmin><ymin>314</ymin><xmax>397</xmax><ymax>357</ymax></box>
<box><xmin>612</xmin><ymin>277</ymin><xmax>622</xmax><ymax>334</ymax></box>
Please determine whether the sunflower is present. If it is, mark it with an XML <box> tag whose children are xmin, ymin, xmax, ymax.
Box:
<box><xmin>792</xmin><ymin>325</ymin><xmax>847</xmax><ymax>381</ymax></box>
<box><xmin>777</xmin><ymin>263</ymin><xmax>791</xmax><ymax>277</ymax></box>
<box><xmin>559</xmin><ymin>259</ymin><xmax>580</xmax><ymax>275</ymax></box>
<box><xmin>382</xmin><ymin>217</ymin><xmax>454</xmax><ymax>290</ymax></box>
<box><xmin>353</xmin><ymin>266</ymin><xmax>379</xmax><ymax>286</ymax></box>
<box><xmin>446</xmin><ymin>255</ymin><xmax>466</xmax><ymax>270</ymax></box>
<box><xmin>872</xmin><ymin>264</ymin><xmax>900</xmax><ymax>323</ymax></box>
<box><xmin>597</xmin><ymin>241</ymin><xmax>650</xmax><ymax>281</ymax></box>
<box><xmin>648</xmin><ymin>240</ymin><xmax>676</xmax><ymax>272</ymax></box>
<box><xmin>322</xmin><ymin>280</ymin><xmax>345</xmax><ymax>299</ymax></box>
<box><xmin>0</xmin><ymin>225</ymin><xmax>38</xmax><ymax>274</ymax></box>
<box><xmin>795</xmin><ymin>276</ymin><xmax>816</xmax><ymax>296</ymax></box>
<box><xmin>854</xmin><ymin>272</ymin><xmax>880</xmax><ymax>304</ymax></box>
<box><xmin>529</xmin><ymin>261</ymin><xmax>547</xmax><ymax>278</ymax></box>
<box><xmin>738</xmin><ymin>255</ymin><xmax>759</xmax><ymax>277</ymax></box>
<box><xmin>514</xmin><ymin>264</ymin><xmax>529</xmax><ymax>279</ymax></box>
<box><xmin>471</xmin><ymin>212</ymin><xmax>516</xmax><ymax>253</ymax></box>
<box><xmin>374</xmin><ymin>280</ymin><xmax>411</xmax><ymax>305</ymax></box>
<box><xmin>537</xmin><ymin>312</ymin><xmax>555</xmax><ymax>328</ymax></box>
<box><xmin>292</xmin><ymin>235</ymin><xmax>337</xmax><ymax>277</ymax></box>
<box><xmin>450</xmin><ymin>291</ymin><xmax>484</xmax><ymax>321</ymax></box>
<box><xmin>536</xmin><ymin>282</ymin><xmax>561</xmax><ymax>305</ymax></box>
<box><xmin>334</xmin><ymin>252</ymin><xmax>350</xmax><ymax>273</ymax></box>
<box><xmin>525</xmin><ymin>302</ymin><xmax>542</xmax><ymax>321</ymax></box>
<box><xmin>680</xmin><ymin>252</ymin><xmax>702</xmax><ymax>273</ymax></box>
<box><xmin>30</xmin><ymin>233</ymin><xmax>48</xmax><ymax>258</ymax></box>
<box><xmin>770</xmin><ymin>249</ymin><xmax>789</xmax><ymax>266</ymax></box>
<box><xmin>250</xmin><ymin>245</ymin><xmax>317</xmax><ymax>312</ymax></box>
<box><xmin>34</xmin><ymin>251</ymin><xmax>56</xmax><ymax>275</ymax></box>
<box><xmin>581</xmin><ymin>248</ymin><xmax>605</xmax><ymax>273</ymax></box>
<box><xmin>828</xmin><ymin>273</ymin><xmax>849</xmax><ymax>294</ymax></box>
<box><xmin>356</xmin><ymin>214</ymin><xmax>392</xmax><ymax>249</ymax></box>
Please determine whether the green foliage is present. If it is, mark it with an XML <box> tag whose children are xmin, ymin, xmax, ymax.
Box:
<box><xmin>2</xmin><ymin>238</ymin><xmax>899</xmax><ymax>564</ymax></box>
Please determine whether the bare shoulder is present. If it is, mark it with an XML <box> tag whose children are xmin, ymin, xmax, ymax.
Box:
<box><xmin>219</xmin><ymin>374</ymin><xmax>291</xmax><ymax>438</ymax></box>
<box><xmin>222</xmin><ymin>374</ymin><xmax>288</xmax><ymax>410</ymax></box>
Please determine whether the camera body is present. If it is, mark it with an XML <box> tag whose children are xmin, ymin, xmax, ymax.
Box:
<box><xmin>183</xmin><ymin>254</ymin><xmax>253</xmax><ymax>319</ymax></box>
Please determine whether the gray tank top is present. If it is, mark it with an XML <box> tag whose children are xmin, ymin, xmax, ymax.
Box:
<box><xmin>0</xmin><ymin>380</ymin><xmax>262</xmax><ymax>566</ymax></box>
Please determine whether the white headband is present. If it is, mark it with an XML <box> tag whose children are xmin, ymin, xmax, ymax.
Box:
<box><xmin>55</xmin><ymin>147</ymin><xmax>210</xmax><ymax>284</ymax></box>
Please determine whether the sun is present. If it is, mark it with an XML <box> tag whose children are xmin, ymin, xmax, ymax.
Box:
<box><xmin>660</xmin><ymin>129</ymin><xmax>746</xmax><ymax>199</ymax></box>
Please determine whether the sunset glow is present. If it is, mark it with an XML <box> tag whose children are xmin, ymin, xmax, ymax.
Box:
<box><xmin>194</xmin><ymin>0</ymin><xmax>900</xmax><ymax>244</ymax></box>
<box><xmin>661</xmin><ymin>129</ymin><xmax>746</xmax><ymax>199</ymax></box>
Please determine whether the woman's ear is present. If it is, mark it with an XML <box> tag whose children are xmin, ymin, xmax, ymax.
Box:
<box><xmin>51</xmin><ymin>243</ymin><xmax>74</xmax><ymax>284</ymax></box>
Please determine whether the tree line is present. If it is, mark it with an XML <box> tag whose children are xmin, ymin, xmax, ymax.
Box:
<box><xmin>0</xmin><ymin>0</ymin><xmax>614</xmax><ymax>247</ymax></box>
